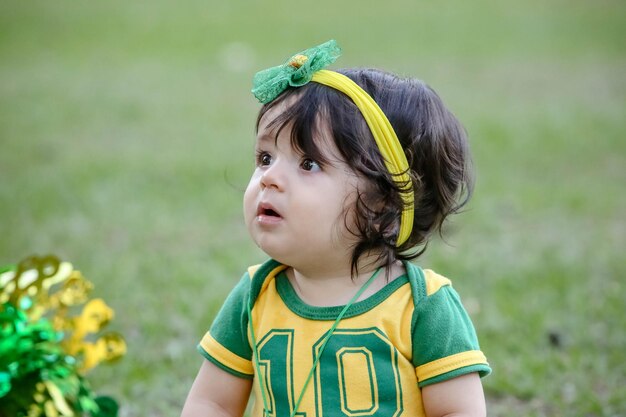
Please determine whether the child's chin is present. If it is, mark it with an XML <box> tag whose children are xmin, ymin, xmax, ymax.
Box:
<box><xmin>261</xmin><ymin>250</ymin><xmax>290</xmax><ymax>264</ymax></box>
<box><xmin>253</xmin><ymin>239</ymin><xmax>289</xmax><ymax>262</ymax></box>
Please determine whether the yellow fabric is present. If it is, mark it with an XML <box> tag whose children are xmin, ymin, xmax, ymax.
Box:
<box><xmin>311</xmin><ymin>70</ymin><xmax>414</xmax><ymax>246</ymax></box>
<box><xmin>415</xmin><ymin>350</ymin><xmax>488</xmax><ymax>382</ymax></box>
<box><xmin>200</xmin><ymin>333</ymin><xmax>254</xmax><ymax>376</ymax></box>
<box><xmin>423</xmin><ymin>269</ymin><xmax>453</xmax><ymax>296</ymax></box>
<box><xmin>247</xmin><ymin>264</ymin><xmax>262</xmax><ymax>281</ymax></box>
<box><xmin>337</xmin><ymin>348</ymin><xmax>377</xmax><ymax>413</ymax></box>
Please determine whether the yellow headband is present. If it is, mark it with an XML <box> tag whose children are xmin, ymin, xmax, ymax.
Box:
<box><xmin>312</xmin><ymin>70</ymin><xmax>414</xmax><ymax>246</ymax></box>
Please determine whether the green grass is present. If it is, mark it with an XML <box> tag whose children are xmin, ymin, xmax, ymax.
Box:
<box><xmin>1</xmin><ymin>0</ymin><xmax>625</xmax><ymax>415</ymax></box>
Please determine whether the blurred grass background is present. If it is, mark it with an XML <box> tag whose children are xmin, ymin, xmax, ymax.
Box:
<box><xmin>1</xmin><ymin>0</ymin><xmax>624</xmax><ymax>415</ymax></box>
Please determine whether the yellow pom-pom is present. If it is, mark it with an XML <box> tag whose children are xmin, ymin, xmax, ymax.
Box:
<box><xmin>1</xmin><ymin>255</ymin><xmax>126</xmax><ymax>374</ymax></box>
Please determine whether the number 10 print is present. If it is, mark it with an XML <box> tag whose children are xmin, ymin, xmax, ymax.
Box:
<box><xmin>256</xmin><ymin>328</ymin><xmax>404</xmax><ymax>417</ymax></box>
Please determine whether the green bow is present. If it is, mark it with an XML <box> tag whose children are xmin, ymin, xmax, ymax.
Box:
<box><xmin>252</xmin><ymin>39</ymin><xmax>341</xmax><ymax>104</ymax></box>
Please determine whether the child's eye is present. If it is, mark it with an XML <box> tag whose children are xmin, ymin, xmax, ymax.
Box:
<box><xmin>301</xmin><ymin>158</ymin><xmax>321</xmax><ymax>172</ymax></box>
<box><xmin>256</xmin><ymin>151</ymin><xmax>272</xmax><ymax>166</ymax></box>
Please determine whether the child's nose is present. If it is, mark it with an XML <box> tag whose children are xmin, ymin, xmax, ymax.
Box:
<box><xmin>260</xmin><ymin>161</ymin><xmax>286</xmax><ymax>190</ymax></box>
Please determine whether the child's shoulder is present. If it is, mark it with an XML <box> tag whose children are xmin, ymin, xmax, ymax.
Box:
<box><xmin>403</xmin><ymin>261</ymin><xmax>455</xmax><ymax>305</ymax></box>
<box><xmin>243</xmin><ymin>259</ymin><xmax>288</xmax><ymax>304</ymax></box>
<box><xmin>422</xmin><ymin>269</ymin><xmax>453</xmax><ymax>296</ymax></box>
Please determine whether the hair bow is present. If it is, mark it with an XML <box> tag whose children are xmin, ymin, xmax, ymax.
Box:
<box><xmin>252</xmin><ymin>39</ymin><xmax>341</xmax><ymax>104</ymax></box>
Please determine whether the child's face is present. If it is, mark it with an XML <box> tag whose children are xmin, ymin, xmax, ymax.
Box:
<box><xmin>243</xmin><ymin>103</ymin><xmax>363</xmax><ymax>271</ymax></box>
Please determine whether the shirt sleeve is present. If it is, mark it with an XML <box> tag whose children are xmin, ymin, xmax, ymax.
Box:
<box><xmin>197</xmin><ymin>272</ymin><xmax>254</xmax><ymax>379</ymax></box>
<box><xmin>411</xmin><ymin>275</ymin><xmax>491</xmax><ymax>387</ymax></box>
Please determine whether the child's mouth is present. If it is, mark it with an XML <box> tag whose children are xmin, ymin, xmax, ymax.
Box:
<box><xmin>263</xmin><ymin>208</ymin><xmax>280</xmax><ymax>217</ymax></box>
<box><xmin>257</xmin><ymin>203</ymin><xmax>283</xmax><ymax>222</ymax></box>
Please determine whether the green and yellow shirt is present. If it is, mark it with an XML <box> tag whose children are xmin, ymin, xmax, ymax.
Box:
<box><xmin>199</xmin><ymin>259</ymin><xmax>491</xmax><ymax>416</ymax></box>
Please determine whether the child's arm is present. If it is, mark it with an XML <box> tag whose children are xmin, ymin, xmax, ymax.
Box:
<box><xmin>181</xmin><ymin>359</ymin><xmax>253</xmax><ymax>417</ymax></box>
<box><xmin>421</xmin><ymin>373</ymin><xmax>486</xmax><ymax>417</ymax></box>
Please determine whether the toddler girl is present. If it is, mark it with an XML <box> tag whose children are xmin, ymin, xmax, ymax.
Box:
<box><xmin>182</xmin><ymin>40</ymin><xmax>491</xmax><ymax>417</ymax></box>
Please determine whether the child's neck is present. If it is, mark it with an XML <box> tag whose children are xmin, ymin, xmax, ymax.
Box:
<box><xmin>285</xmin><ymin>259</ymin><xmax>405</xmax><ymax>307</ymax></box>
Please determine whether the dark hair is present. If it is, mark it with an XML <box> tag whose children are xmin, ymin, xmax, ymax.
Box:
<box><xmin>256</xmin><ymin>68</ymin><xmax>473</xmax><ymax>275</ymax></box>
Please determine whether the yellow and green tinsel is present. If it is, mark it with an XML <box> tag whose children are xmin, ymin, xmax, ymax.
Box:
<box><xmin>0</xmin><ymin>255</ymin><xmax>126</xmax><ymax>417</ymax></box>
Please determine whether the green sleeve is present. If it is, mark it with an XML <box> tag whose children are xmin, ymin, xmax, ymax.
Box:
<box><xmin>411</xmin><ymin>284</ymin><xmax>491</xmax><ymax>387</ymax></box>
<box><xmin>201</xmin><ymin>272</ymin><xmax>253</xmax><ymax>362</ymax></box>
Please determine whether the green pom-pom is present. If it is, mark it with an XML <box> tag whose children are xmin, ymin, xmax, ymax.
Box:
<box><xmin>0</xmin><ymin>371</ymin><xmax>11</xmax><ymax>397</ymax></box>
<box><xmin>94</xmin><ymin>396</ymin><xmax>119</xmax><ymax>417</ymax></box>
